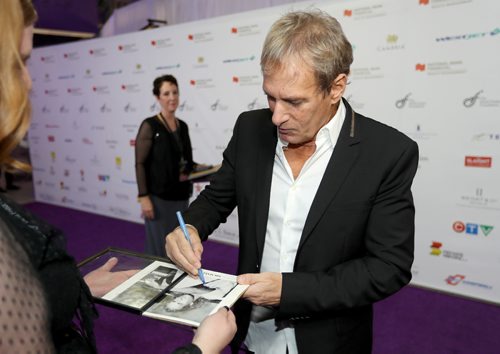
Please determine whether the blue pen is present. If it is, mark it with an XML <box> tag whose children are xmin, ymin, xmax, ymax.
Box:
<box><xmin>176</xmin><ymin>211</ymin><xmax>206</xmax><ymax>284</ymax></box>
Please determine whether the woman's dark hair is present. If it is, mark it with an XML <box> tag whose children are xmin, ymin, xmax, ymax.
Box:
<box><xmin>152</xmin><ymin>74</ymin><xmax>178</xmax><ymax>97</ymax></box>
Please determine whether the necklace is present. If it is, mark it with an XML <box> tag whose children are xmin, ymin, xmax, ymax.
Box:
<box><xmin>157</xmin><ymin>112</ymin><xmax>178</xmax><ymax>132</ymax></box>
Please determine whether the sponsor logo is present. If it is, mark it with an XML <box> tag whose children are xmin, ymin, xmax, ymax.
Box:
<box><xmin>187</xmin><ymin>32</ymin><xmax>214</xmax><ymax>43</ymax></box>
<box><xmin>44</xmin><ymin>89</ymin><xmax>59</xmax><ymax>97</ymax></box>
<box><xmin>341</xmin><ymin>5</ymin><xmax>386</xmax><ymax>20</ymax></box>
<box><xmin>471</xmin><ymin>133</ymin><xmax>500</xmax><ymax>142</ymax></box>
<box><xmin>106</xmin><ymin>139</ymin><xmax>118</xmax><ymax>149</ymax></box>
<box><xmin>247</xmin><ymin>98</ymin><xmax>267</xmax><ymax>110</ymax></box>
<box><xmin>223</xmin><ymin>55</ymin><xmax>256</xmax><ymax>64</ymax></box>
<box><xmin>453</xmin><ymin>220</ymin><xmax>494</xmax><ymax>236</ymax></box>
<box><xmin>129</xmin><ymin>139</ymin><xmax>136</xmax><ymax>146</ymax></box>
<box><xmin>189</xmin><ymin>79</ymin><xmax>215</xmax><ymax>89</ymax></box>
<box><xmin>117</xmin><ymin>43</ymin><xmax>138</xmax><ymax>53</ymax></box>
<box><xmin>101</xmin><ymin>69</ymin><xmax>122</xmax><ymax>76</ymax></box>
<box><xmin>436</xmin><ymin>27</ymin><xmax>499</xmax><ymax>42</ymax></box>
<box><xmin>61</xmin><ymin>196</ymin><xmax>75</xmax><ymax>205</ymax></box>
<box><xmin>63</xmin><ymin>52</ymin><xmax>80</xmax><ymax>60</ymax></box>
<box><xmin>121</xmin><ymin>84</ymin><xmax>141</xmax><ymax>93</ymax></box>
<box><xmin>67</xmin><ymin>87</ymin><xmax>82</xmax><ymax>96</ymax></box>
<box><xmin>65</xmin><ymin>156</ymin><xmax>76</xmax><ymax>164</ymax></box>
<box><xmin>109</xmin><ymin>206</ymin><xmax>131</xmax><ymax>217</ymax></box>
<box><xmin>59</xmin><ymin>105</ymin><xmax>69</xmax><ymax>114</ymax></box>
<box><xmin>155</xmin><ymin>63</ymin><xmax>181</xmax><ymax>71</ymax></box>
<box><xmin>47</xmin><ymin>135</ymin><xmax>55</xmax><ymax>142</ymax></box>
<box><xmin>378</xmin><ymin>34</ymin><xmax>405</xmax><ymax>51</ymax></box>
<box><xmin>82</xmin><ymin>137</ymin><xmax>93</xmax><ymax>145</ymax></box>
<box><xmin>89</xmin><ymin>48</ymin><xmax>108</xmax><ymax>57</ymax></box>
<box><xmin>463</xmin><ymin>90</ymin><xmax>500</xmax><ymax>108</ymax></box>
<box><xmin>430</xmin><ymin>241</ymin><xmax>465</xmax><ymax>261</ymax></box>
<box><xmin>115</xmin><ymin>156</ymin><xmax>122</xmax><ymax>169</ymax></box>
<box><xmin>121</xmin><ymin>124</ymin><xmax>138</xmax><ymax>133</ymax></box>
<box><xmin>178</xmin><ymin>100</ymin><xmax>194</xmax><ymax>112</ymax></box>
<box><xmin>45</xmin><ymin>124</ymin><xmax>60</xmax><ymax>129</ymax></box>
<box><xmin>230</xmin><ymin>25</ymin><xmax>260</xmax><ymax>36</ymax></box>
<box><xmin>79</xmin><ymin>105</ymin><xmax>89</xmax><ymax>113</ymax></box>
<box><xmin>58</xmin><ymin>74</ymin><xmax>75</xmax><ymax>80</ymax></box>
<box><xmin>50</xmin><ymin>151</ymin><xmax>56</xmax><ymax>162</ymax></box>
<box><xmin>445</xmin><ymin>274</ymin><xmax>493</xmax><ymax>290</ymax></box>
<box><xmin>59</xmin><ymin>181</ymin><xmax>69</xmax><ymax>191</ymax></box>
<box><xmin>124</xmin><ymin>103</ymin><xmax>137</xmax><ymax>113</ymax></box>
<box><xmin>231</xmin><ymin>75</ymin><xmax>261</xmax><ymax>86</ymax></box>
<box><xmin>150</xmin><ymin>38</ymin><xmax>173</xmax><ymax>48</ymax></box>
<box><xmin>115</xmin><ymin>193</ymin><xmax>130</xmax><ymax>201</ymax></box>
<box><xmin>464</xmin><ymin>156</ymin><xmax>492</xmax><ymax>168</ymax></box>
<box><xmin>92</xmin><ymin>85</ymin><xmax>110</xmax><ymax>94</ymax></box>
<box><xmin>98</xmin><ymin>174</ymin><xmax>110</xmax><ymax>182</ymax></box>
<box><xmin>395</xmin><ymin>93</ymin><xmax>426</xmax><ymax>109</ymax></box>
<box><xmin>81</xmin><ymin>202</ymin><xmax>98</xmax><ymax>210</ymax></box>
<box><xmin>415</xmin><ymin>61</ymin><xmax>466</xmax><ymax>75</ymax></box>
<box><xmin>351</xmin><ymin>66</ymin><xmax>384</xmax><ymax>80</ymax></box>
<box><xmin>458</xmin><ymin>188</ymin><xmax>499</xmax><ymax>210</ymax></box>
<box><xmin>99</xmin><ymin>190</ymin><xmax>107</xmax><ymax>197</ymax></box>
<box><xmin>100</xmin><ymin>103</ymin><xmax>111</xmax><ymax>113</ymax></box>
<box><xmin>41</xmin><ymin>106</ymin><xmax>51</xmax><ymax>114</ymax></box>
<box><xmin>210</xmin><ymin>99</ymin><xmax>228</xmax><ymax>111</ymax></box>
<box><xmin>121</xmin><ymin>179</ymin><xmax>136</xmax><ymax>185</ymax></box>
<box><xmin>40</xmin><ymin>55</ymin><xmax>55</xmax><ymax>63</ymax></box>
<box><xmin>419</xmin><ymin>0</ymin><xmax>429</xmax><ymax>5</ymax></box>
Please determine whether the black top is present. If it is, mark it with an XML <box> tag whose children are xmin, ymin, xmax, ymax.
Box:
<box><xmin>0</xmin><ymin>195</ymin><xmax>97</xmax><ymax>353</ymax></box>
<box><xmin>135</xmin><ymin>115</ymin><xmax>194</xmax><ymax>200</ymax></box>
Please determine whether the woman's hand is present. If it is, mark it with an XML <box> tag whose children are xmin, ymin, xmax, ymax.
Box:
<box><xmin>83</xmin><ymin>257</ymin><xmax>139</xmax><ymax>297</ymax></box>
<box><xmin>139</xmin><ymin>196</ymin><xmax>154</xmax><ymax>219</ymax></box>
<box><xmin>192</xmin><ymin>307</ymin><xmax>236</xmax><ymax>354</ymax></box>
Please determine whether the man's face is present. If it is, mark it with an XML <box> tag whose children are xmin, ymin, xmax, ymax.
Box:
<box><xmin>20</xmin><ymin>25</ymin><xmax>34</xmax><ymax>90</ymax></box>
<box><xmin>263</xmin><ymin>58</ymin><xmax>344</xmax><ymax>146</ymax></box>
<box><xmin>156</xmin><ymin>81</ymin><xmax>179</xmax><ymax>114</ymax></box>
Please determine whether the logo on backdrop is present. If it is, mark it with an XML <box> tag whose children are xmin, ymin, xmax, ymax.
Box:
<box><xmin>79</xmin><ymin>104</ymin><xmax>89</xmax><ymax>113</ymax></box>
<box><xmin>471</xmin><ymin>133</ymin><xmax>500</xmax><ymax>143</ymax></box>
<box><xmin>247</xmin><ymin>98</ymin><xmax>267</xmax><ymax>110</ymax></box>
<box><xmin>59</xmin><ymin>105</ymin><xmax>69</xmax><ymax>114</ymax></box>
<box><xmin>44</xmin><ymin>89</ymin><xmax>59</xmax><ymax>97</ymax></box>
<box><xmin>436</xmin><ymin>27</ymin><xmax>500</xmax><ymax>42</ymax></box>
<box><xmin>124</xmin><ymin>103</ymin><xmax>137</xmax><ymax>113</ymax></box>
<box><xmin>58</xmin><ymin>74</ymin><xmax>75</xmax><ymax>80</ymax></box>
<box><xmin>414</xmin><ymin>61</ymin><xmax>466</xmax><ymax>75</ymax></box>
<box><xmin>100</xmin><ymin>103</ymin><xmax>111</xmax><ymax>113</ymax></box>
<box><xmin>445</xmin><ymin>274</ymin><xmax>492</xmax><ymax>290</ymax></box>
<box><xmin>210</xmin><ymin>99</ymin><xmax>228</xmax><ymax>111</ymax></box>
<box><xmin>150</xmin><ymin>37</ymin><xmax>173</xmax><ymax>48</ymax></box>
<box><xmin>464</xmin><ymin>156</ymin><xmax>492</xmax><ymax>168</ymax></box>
<box><xmin>101</xmin><ymin>69</ymin><xmax>122</xmax><ymax>76</ymax></box>
<box><xmin>463</xmin><ymin>90</ymin><xmax>500</xmax><ymax>108</ymax></box>
<box><xmin>377</xmin><ymin>34</ymin><xmax>405</xmax><ymax>51</ymax></box>
<box><xmin>117</xmin><ymin>43</ymin><xmax>138</xmax><ymax>53</ymax></box>
<box><xmin>430</xmin><ymin>241</ymin><xmax>466</xmax><ymax>261</ymax></box>
<box><xmin>187</xmin><ymin>32</ymin><xmax>214</xmax><ymax>43</ymax></box>
<box><xmin>230</xmin><ymin>25</ymin><xmax>260</xmax><ymax>36</ymax></box>
<box><xmin>121</xmin><ymin>84</ymin><xmax>141</xmax><ymax>93</ymax></box>
<box><xmin>452</xmin><ymin>221</ymin><xmax>494</xmax><ymax>236</ymax></box>
<box><xmin>88</xmin><ymin>48</ymin><xmax>108</xmax><ymax>57</ymax></box>
<box><xmin>342</xmin><ymin>5</ymin><xmax>387</xmax><ymax>19</ymax></box>
<box><xmin>155</xmin><ymin>63</ymin><xmax>181</xmax><ymax>71</ymax></box>
<box><xmin>395</xmin><ymin>93</ymin><xmax>426</xmax><ymax>109</ymax></box>
<box><xmin>189</xmin><ymin>79</ymin><xmax>215</xmax><ymax>89</ymax></box>
<box><xmin>223</xmin><ymin>55</ymin><xmax>256</xmax><ymax>64</ymax></box>
<box><xmin>63</xmin><ymin>51</ymin><xmax>80</xmax><ymax>61</ymax></box>
<box><xmin>92</xmin><ymin>85</ymin><xmax>110</xmax><ymax>94</ymax></box>
<box><xmin>98</xmin><ymin>174</ymin><xmax>110</xmax><ymax>182</ymax></box>
<box><xmin>40</xmin><ymin>55</ymin><xmax>55</xmax><ymax>63</ymax></box>
<box><xmin>178</xmin><ymin>100</ymin><xmax>194</xmax><ymax>112</ymax></box>
<box><xmin>458</xmin><ymin>188</ymin><xmax>499</xmax><ymax>210</ymax></box>
<box><xmin>231</xmin><ymin>75</ymin><xmax>261</xmax><ymax>86</ymax></box>
<box><xmin>351</xmin><ymin>67</ymin><xmax>384</xmax><ymax>80</ymax></box>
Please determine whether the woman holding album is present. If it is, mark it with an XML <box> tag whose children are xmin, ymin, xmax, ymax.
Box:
<box><xmin>0</xmin><ymin>0</ymin><xmax>235</xmax><ymax>353</ymax></box>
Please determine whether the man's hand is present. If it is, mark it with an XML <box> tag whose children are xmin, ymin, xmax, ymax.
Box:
<box><xmin>192</xmin><ymin>307</ymin><xmax>236</xmax><ymax>354</ymax></box>
<box><xmin>237</xmin><ymin>272</ymin><xmax>282</xmax><ymax>306</ymax></box>
<box><xmin>139</xmin><ymin>196</ymin><xmax>154</xmax><ymax>219</ymax></box>
<box><xmin>165</xmin><ymin>225</ymin><xmax>203</xmax><ymax>278</ymax></box>
<box><xmin>83</xmin><ymin>257</ymin><xmax>139</xmax><ymax>297</ymax></box>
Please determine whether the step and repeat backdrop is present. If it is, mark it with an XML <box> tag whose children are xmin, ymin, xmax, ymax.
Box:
<box><xmin>29</xmin><ymin>0</ymin><xmax>499</xmax><ymax>304</ymax></box>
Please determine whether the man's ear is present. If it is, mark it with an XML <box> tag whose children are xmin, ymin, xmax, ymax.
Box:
<box><xmin>330</xmin><ymin>73</ymin><xmax>348</xmax><ymax>104</ymax></box>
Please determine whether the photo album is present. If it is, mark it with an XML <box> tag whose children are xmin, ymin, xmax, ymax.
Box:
<box><xmin>79</xmin><ymin>248</ymin><xmax>247</xmax><ymax>327</ymax></box>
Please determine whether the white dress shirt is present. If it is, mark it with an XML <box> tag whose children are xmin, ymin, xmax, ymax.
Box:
<box><xmin>245</xmin><ymin>101</ymin><xmax>346</xmax><ymax>353</ymax></box>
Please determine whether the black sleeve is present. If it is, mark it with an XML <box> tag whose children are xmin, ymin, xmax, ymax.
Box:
<box><xmin>135</xmin><ymin>120</ymin><xmax>154</xmax><ymax>197</ymax></box>
<box><xmin>171</xmin><ymin>343</ymin><xmax>202</xmax><ymax>354</ymax></box>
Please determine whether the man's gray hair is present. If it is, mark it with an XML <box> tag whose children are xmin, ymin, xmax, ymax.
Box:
<box><xmin>261</xmin><ymin>9</ymin><xmax>353</xmax><ymax>95</ymax></box>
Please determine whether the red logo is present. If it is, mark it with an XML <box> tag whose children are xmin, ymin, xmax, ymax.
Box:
<box><xmin>419</xmin><ymin>0</ymin><xmax>429</xmax><ymax>5</ymax></box>
<box><xmin>188</xmin><ymin>34</ymin><xmax>194</xmax><ymax>40</ymax></box>
<box><xmin>129</xmin><ymin>139</ymin><xmax>136</xmax><ymax>146</ymax></box>
<box><xmin>92</xmin><ymin>86</ymin><xmax>97</xmax><ymax>92</ymax></box>
<box><xmin>151</xmin><ymin>40</ymin><xmax>156</xmax><ymax>46</ymax></box>
<box><xmin>190</xmin><ymin>80</ymin><xmax>196</xmax><ymax>86</ymax></box>
<box><xmin>63</xmin><ymin>53</ymin><xmax>68</xmax><ymax>58</ymax></box>
<box><xmin>446</xmin><ymin>274</ymin><xmax>465</xmax><ymax>286</ymax></box>
<box><xmin>232</xmin><ymin>76</ymin><xmax>239</xmax><ymax>83</ymax></box>
<box><xmin>231</xmin><ymin>27</ymin><xmax>238</xmax><ymax>34</ymax></box>
<box><xmin>344</xmin><ymin>9</ymin><xmax>352</xmax><ymax>16</ymax></box>
<box><xmin>121</xmin><ymin>85</ymin><xmax>126</xmax><ymax>90</ymax></box>
<box><xmin>118</xmin><ymin>45</ymin><xmax>123</xmax><ymax>51</ymax></box>
<box><xmin>453</xmin><ymin>221</ymin><xmax>465</xmax><ymax>233</ymax></box>
<box><xmin>47</xmin><ymin>135</ymin><xmax>55</xmax><ymax>142</ymax></box>
<box><xmin>465</xmin><ymin>156</ymin><xmax>492</xmax><ymax>168</ymax></box>
<box><xmin>41</xmin><ymin>56</ymin><xmax>45</xmax><ymax>61</ymax></box>
<box><xmin>89</xmin><ymin>49</ymin><xmax>94</xmax><ymax>55</ymax></box>
<box><xmin>415</xmin><ymin>63</ymin><xmax>426</xmax><ymax>71</ymax></box>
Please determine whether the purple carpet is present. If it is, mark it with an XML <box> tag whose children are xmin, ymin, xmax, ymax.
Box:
<box><xmin>25</xmin><ymin>202</ymin><xmax>500</xmax><ymax>354</ymax></box>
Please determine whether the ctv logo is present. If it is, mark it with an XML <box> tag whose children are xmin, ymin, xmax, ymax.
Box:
<box><xmin>465</xmin><ymin>156</ymin><xmax>492</xmax><ymax>168</ymax></box>
<box><xmin>446</xmin><ymin>274</ymin><xmax>465</xmax><ymax>286</ymax></box>
<box><xmin>452</xmin><ymin>221</ymin><xmax>493</xmax><ymax>236</ymax></box>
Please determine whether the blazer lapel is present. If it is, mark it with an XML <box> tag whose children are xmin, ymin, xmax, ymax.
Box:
<box><xmin>299</xmin><ymin>100</ymin><xmax>361</xmax><ymax>250</ymax></box>
<box><xmin>254</xmin><ymin>112</ymin><xmax>277</xmax><ymax>259</ymax></box>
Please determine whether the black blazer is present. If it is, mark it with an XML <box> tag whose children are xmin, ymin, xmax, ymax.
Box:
<box><xmin>184</xmin><ymin>100</ymin><xmax>419</xmax><ymax>353</ymax></box>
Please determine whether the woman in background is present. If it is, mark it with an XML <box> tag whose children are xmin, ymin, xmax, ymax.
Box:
<box><xmin>135</xmin><ymin>75</ymin><xmax>195</xmax><ymax>258</ymax></box>
<box><xmin>0</xmin><ymin>1</ymin><xmax>235</xmax><ymax>353</ymax></box>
